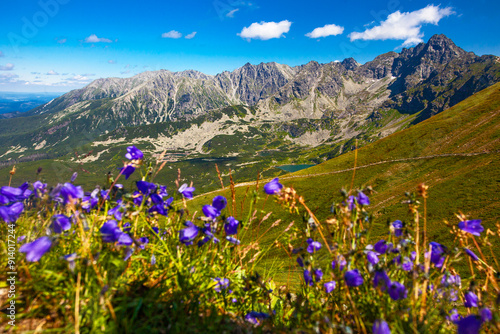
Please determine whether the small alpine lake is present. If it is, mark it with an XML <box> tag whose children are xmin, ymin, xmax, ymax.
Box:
<box><xmin>277</xmin><ymin>164</ymin><xmax>316</xmax><ymax>172</ymax></box>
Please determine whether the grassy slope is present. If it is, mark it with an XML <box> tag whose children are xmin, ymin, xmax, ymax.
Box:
<box><xmin>186</xmin><ymin>82</ymin><xmax>500</xmax><ymax>284</ymax></box>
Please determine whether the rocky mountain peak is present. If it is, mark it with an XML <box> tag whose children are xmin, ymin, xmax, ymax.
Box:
<box><xmin>341</xmin><ymin>57</ymin><xmax>360</xmax><ymax>71</ymax></box>
<box><xmin>418</xmin><ymin>34</ymin><xmax>469</xmax><ymax>62</ymax></box>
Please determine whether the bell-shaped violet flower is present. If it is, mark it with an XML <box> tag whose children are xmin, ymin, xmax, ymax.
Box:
<box><xmin>33</xmin><ymin>181</ymin><xmax>47</xmax><ymax>197</ymax></box>
<box><xmin>296</xmin><ymin>256</ymin><xmax>304</xmax><ymax>267</ymax></box>
<box><xmin>203</xmin><ymin>204</ymin><xmax>220</xmax><ymax>219</ymax></box>
<box><xmin>70</xmin><ymin>172</ymin><xmax>78</xmax><ymax>183</ymax></box>
<box><xmin>367</xmin><ymin>251</ymin><xmax>379</xmax><ymax>265</ymax></box>
<box><xmin>480</xmin><ymin>308</ymin><xmax>492</xmax><ymax>322</ymax></box>
<box><xmin>388</xmin><ymin>281</ymin><xmax>407</xmax><ymax>300</ymax></box>
<box><xmin>108</xmin><ymin>202</ymin><xmax>126</xmax><ymax>221</ymax></box>
<box><xmin>447</xmin><ymin>309</ymin><xmax>461</xmax><ymax>323</ymax></box>
<box><xmin>401</xmin><ymin>257</ymin><xmax>413</xmax><ymax>271</ymax></box>
<box><xmin>304</xmin><ymin>269</ymin><xmax>313</xmax><ymax>286</ymax></box>
<box><xmin>464</xmin><ymin>291</ymin><xmax>479</xmax><ymax>308</ymax></box>
<box><xmin>374</xmin><ymin>240</ymin><xmax>388</xmax><ymax>254</ymax></box>
<box><xmin>118</xmin><ymin>165</ymin><xmax>136</xmax><ymax>180</ymax></box>
<box><xmin>125</xmin><ymin>146</ymin><xmax>143</xmax><ymax>160</ymax></box>
<box><xmin>245</xmin><ymin>311</ymin><xmax>270</xmax><ymax>326</ymax></box>
<box><xmin>373</xmin><ymin>320</ymin><xmax>391</xmax><ymax>334</ymax></box>
<box><xmin>430</xmin><ymin>242</ymin><xmax>447</xmax><ymax>268</ymax></box>
<box><xmin>344</xmin><ymin>269</ymin><xmax>363</xmax><ymax>287</ymax></box>
<box><xmin>264</xmin><ymin>178</ymin><xmax>283</xmax><ymax>195</ymax></box>
<box><xmin>346</xmin><ymin>195</ymin><xmax>356</xmax><ymax>211</ymax></box>
<box><xmin>458</xmin><ymin>220</ymin><xmax>484</xmax><ymax>236</ymax></box>
<box><xmin>136</xmin><ymin>181</ymin><xmax>156</xmax><ymax>195</ymax></box>
<box><xmin>374</xmin><ymin>270</ymin><xmax>391</xmax><ymax>292</ymax></box>
<box><xmin>357</xmin><ymin>191</ymin><xmax>370</xmax><ymax>206</ymax></box>
<box><xmin>391</xmin><ymin>220</ymin><xmax>404</xmax><ymax>237</ymax></box>
<box><xmin>324</xmin><ymin>281</ymin><xmax>336</xmax><ymax>293</ymax></box>
<box><xmin>226</xmin><ymin>236</ymin><xmax>240</xmax><ymax>245</ymax></box>
<box><xmin>52</xmin><ymin>214</ymin><xmax>71</xmax><ymax>233</ymax></box>
<box><xmin>117</xmin><ymin>232</ymin><xmax>133</xmax><ymax>246</ymax></box>
<box><xmin>0</xmin><ymin>202</ymin><xmax>24</xmax><ymax>223</ymax></box>
<box><xmin>313</xmin><ymin>268</ymin><xmax>323</xmax><ymax>282</ymax></box>
<box><xmin>306</xmin><ymin>238</ymin><xmax>322</xmax><ymax>254</ymax></box>
<box><xmin>100</xmin><ymin>220</ymin><xmax>123</xmax><ymax>243</ymax></box>
<box><xmin>1</xmin><ymin>183</ymin><xmax>31</xmax><ymax>202</ymax></box>
<box><xmin>179</xmin><ymin>221</ymin><xmax>199</xmax><ymax>246</ymax></box>
<box><xmin>60</xmin><ymin>182</ymin><xmax>84</xmax><ymax>204</ymax></box>
<box><xmin>213</xmin><ymin>278</ymin><xmax>230</xmax><ymax>292</ymax></box>
<box><xmin>224</xmin><ymin>216</ymin><xmax>239</xmax><ymax>235</ymax></box>
<box><xmin>212</xmin><ymin>195</ymin><xmax>227</xmax><ymax>211</ymax></box>
<box><xmin>150</xmin><ymin>254</ymin><xmax>156</xmax><ymax>265</ymax></box>
<box><xmin>19</xmin><ymin>236</ymin><xmax>52</xmax><ymax>262</ymax></box>
<box><xmin>464</xmin><ymin>248</ymin><xmax>479</xmax><ymax>261</ymax></box>
<box><xmin>441</xmin><ymin>273</ymin><xmax>461</xmax><ymax>287</ymax></box>
<box><xmin>456</xmin><ymin>315</ymin><xmax>482</xmax><ymax>334</ymax></box>
<box><xmin>178</xmin><ymin>183</ymin><xmax>195</xmax><ymax>199</ymax></box>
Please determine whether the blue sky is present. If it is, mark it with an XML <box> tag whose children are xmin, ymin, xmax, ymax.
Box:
<box><xmin>0</xmin><ymin>0</ymin><xmax>499</xmax><ymax>92</ymax></box>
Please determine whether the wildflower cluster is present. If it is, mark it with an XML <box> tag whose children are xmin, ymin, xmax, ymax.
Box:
<box><xmin>0</xmin><ymin>152</ymin><xmax>498</xmax><ymax>333</ymax></box>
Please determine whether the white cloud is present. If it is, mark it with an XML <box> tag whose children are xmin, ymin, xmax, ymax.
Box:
<box><xmin>120</xmin><ymin>70</ymin><xmax>131</xmax><ymax>74</ymax></box>
<box><xmin>0</xmin><ymin>73</ymin><xmax>20</xmax><ymax>84</ymax></box>
<box><xmin>0</xmin><ymin>63</ymin><xmax>14</xmax><ymax>71</ymax></box>
<box><xmin>46</xmin><ymin>70</ymin><xmax>59</xmax><ymax>75</ymax></box>
<box><xmin>57</xmin><ymin>38</ymin><xmax>67</xmax><ymax>44</ymax></box>
<box><xmin>85</xmin><ymin>34</ymin><xmax>113</xmax><ymax>43</ymax></box>
<box><xmin>185</xmin><ymin>31</ymin><xmax>197</xmax><ymax>39</ymax></box>
<box><xmin>226</xmin><ymin>8</ymin><xmax>239</xmax><ymax>18</ymax></box>
<box><xmin>162</xmin><ymin>30</ymin><xmax>182</xmax><ymax>39</ymax></box>
<box><xmin>70</xmin><ymin>75</ymin><xmax>89</xmax><ymax>81</ymax></box>
<box><xmin>348</xmin><ymin>5</ymin><xmax>454</xmax><ymax>47</ymax></box>
<box><xmin>81</xmin><ymin>73</ymin><xmax>96</xmax><ymax>77</ymax></box>
<box><xmin>108</xmin><ymin>60</ymin><xmax>116</xmax><ymax>64</ymax></box>
<box><xmin>0</xmin><ymin>51</ymin><xmax>4</xmax><ymax>57</ymax></box>
<box><xmin>238</xmin><ymin>20</ymin><xmax>292</xmax><ymax>40</ymax></box>
<box><xmin>306</xmin><ymin>24</ymin><xmax>344</xmax><ymax>38</ymax></box>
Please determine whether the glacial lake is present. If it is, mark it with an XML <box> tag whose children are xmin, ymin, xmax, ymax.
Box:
<box><xmin>277</xmin><ymin>164</ymin><xmax>315</xmax><ymax>172</ymax></box>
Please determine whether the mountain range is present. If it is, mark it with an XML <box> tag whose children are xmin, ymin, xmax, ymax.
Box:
<box><xmin>0</xmin><ymin>34</ymin><xmax>499</xmax><ymax>189</ymax></box>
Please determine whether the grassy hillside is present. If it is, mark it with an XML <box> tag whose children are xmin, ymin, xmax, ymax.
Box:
<box><xmin>185</xmin><ymin>82</ymin><xmax>500</xmax><ymax>284</ymax></box>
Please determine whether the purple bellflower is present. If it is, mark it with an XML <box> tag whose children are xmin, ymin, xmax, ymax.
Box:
<box><xmin>52</xmin><ymin>214</ymin><xmax>72</xmax><ymax>233</ymax></box>
<box><xmin>458</xmin><ymin>220</ymin><xmax>484</xmax><ymax>236</ymax></box>
<box><xmin>373</xmin><ymin>320</ymin><xmax>391</xmax><ymax>334</ymax></box>
<box><xmin>344</xmin><ymin>269</ymin><xmax>364</xmax><ymax>287</ymax></box>
<box><xmin>306</xmin><ymin>238</ymin><xmax>322</xmax><ymax>254</ymax></box>
<box><xmin>324</xmin><ymin>281</ymin><xmax>336</xmax><ymax>293</ymax></box>
<box><xmin>125</xmin><ymin>146</ymin><xmax>143</xmax><ymax>160</ymax></box>
<box><xmin>19</xmin><ymin>236</ymin><xmax>52</xmax><ymax>262</ymax></box>
<box><xmin>178</xmin><ymin>183</ymin><xmax>195</xmax><ymax>199</ymax></box>
<box><xmin>224</xmin><ymin>216</ymin><xmax>239</xmax><ymax>235</ymax></box>
<box><xmin>264</xmin><ymin>178</ymin><xmax>283</xmax><ymax>195</ymax></box>
<box><xmin>456</xmin><ymin>315</ymin><xmax>482</xmax><ymax>334</ymax></box>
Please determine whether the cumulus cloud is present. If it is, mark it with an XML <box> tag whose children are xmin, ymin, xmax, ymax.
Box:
<box><xmin>306</xmin><ymin>24</ymin><xmax>344</xmax><ymax>38</ymax></box>
<box><xmin>0</xmin><ymin>63</ymin><xmax>14</xmax><ymax>71</ymax></box>
<box><xmin>348</xmin><ymin>5</ymin><xmax>454</xmax><ymax>47</ymax></box>
<box><xmin>162</xmin><ymin>30</ymin><xmax>182</xmax><ymax>39</ymax></box>
<box><xmin>185</xmin><ymin>32</ymin><xmax>197</xmax><ymax>39</ymax></box>
<box><xmin>47</xmin><ymin>70</ymin><xmax>59</xmax><ymax>75</ymax></box>
<box><xmin>85</xmin><ymin>34</ymin><xmax>113</xmax><ymax>43</ymax></box>
<box><xmin>80</xmin><ymin>73</ymin><xmax>95</xmax><ymax>77</ymax></box>
<box><xmin>108</xmin><ymin>60</ymin><xmax>116</xmax><ymax>64</ymax></box>
<box><xmin>226</xmin><ymin>8</ymin><xmax>239</xmax><ymax>18</ymax></box>
<box><xmin>238</xmin><ymin>20</ymin><xmax>292</xmax><ymax>40</ymax></box>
